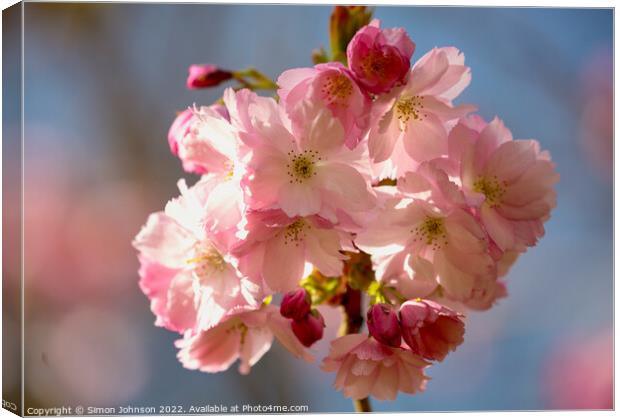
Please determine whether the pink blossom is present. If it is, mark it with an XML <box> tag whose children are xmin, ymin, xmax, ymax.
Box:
<box><xmin>166</xmin><ymin>101</ymin><xmax>250</xmax><ymax>245</ymax></box>
<box><xmin>366</xmin><ymin>303</ymin><xmax>402</xmax><ymax>348</ymax></box>
<box><xmin>368</xmin><ymin>47</ymin><xmax>475</xmax><ymax>176</ymax></box>
<box><xmin>240</xmin><ymin>99</ymin><xmax>376</xmax><ymax>223</ymax></box>
<box><xmin>232</xmin><ymin>209</ymin><xmax>351</xmax><ymax>292</ymax></box>
<box><xmin>170</xmin><ymin>103</ymin><xmax>245</xmax><ymax>176</ymax></box>
<box><xmin>136</xmin><ymin>256</ymin><xmax>197</xmax><ymax>333</ymax></box>
<box><xmin>321</xmin><ymin>334</ymin><xmax>429</xmax><ymax>400</ymax></box>
<box><xmin>277</xmin><ymin>63</ymin><xmax>371</xmax><ymax>149</ymax></box>
<box><xmin>176</xmin><ymin>304</ymin><xmax>313</xmax><ymax>375</ymax></box>
<box><xmin>186</xmin><ymin>64</ymin><xmax>233</xmax><ymax>89</ymax></box>
<box><xmin>133</xmin><ymin>179</ymin><xmax>259</xmax><ymax>332</ymax></box>
<box><xmin>448</xmin><ymin>116</ymin><xmax>559</xmax><ymax>252</ymax></box>
<box><xmin>280</xmin><ymin>288</ymin><xmax>312</xmax><ymax>320</ymax></box>
<box><xmin>399</xmin><ymin>299</ymin><xmax>465</xmax><ymax>361</ymax></box>
<box><xmin>223</xmin><ymin>87</ymin><xmax>282</xmax><ymax>136</ymax></box>
<box><xmin>355</xmin><ymin>176</ymin><xmax>498</xmax><ymax>309</ymax></box>
<box><xmin>347</xmin><ymin>19</ymin><xmax>415</xmax><ymax>95</ymax></box>
<box><xmin>291</xmin><ymin>309</ymin><xmax>325</xmax><ymax>347</ymax></box>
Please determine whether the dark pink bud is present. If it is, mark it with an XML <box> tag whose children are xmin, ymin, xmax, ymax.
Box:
<box><xmin>291</xmin><ymin>310</ymin><xmax>325</xmax><ymax>347</ymax></box>
<box><xmin>399</xmin><ymin>299</ymin><xmax>465</xmax><ymax>361</ymax></box>
<box><xmin>346</xmin><ymin>19</ymin><xmax>415</xmax><ymax>94</ymax></box>
<box><xmin>186</xmin><ymin>64</ymin><xmax>233</xmax><ymax>89</ymax></box>
<box><xmin>367</xmin><ymin>303</ymin><xmax>401</xmax><ymax>347</ymax></box>
<box><xmin>280</xmin><ymin>288</ymin><xmax>311</xmax><ymax>320</ymax></box>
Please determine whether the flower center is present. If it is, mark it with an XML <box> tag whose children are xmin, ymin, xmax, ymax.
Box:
<box><xmin>283</xmin><ymin>219</ymin><xmax>308</xmax><ymax>246</ymax></box>
<box><xmin>186</xmin><ymin>245</ymin><xmax>227</xmax><ymax>283</ymax></box>
<box><xmin>321</xmin><ymin>73</ymin><xmax>353</xmax><ymax>107</ymax></box>
<box><xmin>224</xmin><ymin>160</ymin><xmax>234</xmax><ymax>180</ymax></box>
<box><xmin>227</xmin><ymin>321</ymin><xmax>248</xmax><ymax>340</ymax></box>
<box><xmin>286</xmin><ymin>150</ymin><xmax>320</xmax><ymax>184</ymax></box>
<box><xmin>473</xmin><ymin>176</ymin><xmax>506</xmax><ymax>207</ymax></box>
<box><xmin>411</xmin><ymin>216</ymin><xmax>447</xmax><ymax>250</ymax></box>
<box><xmin>360</xmin><ymin>50</ymin><xmax>389</xmax><ymax>78</ymax></box>
<box><xmin>395</xmin><ymin>95</ymin><xmax>426</xmax><ymax>128</ymax></box>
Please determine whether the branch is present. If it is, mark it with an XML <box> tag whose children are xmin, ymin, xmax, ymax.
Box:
<box><xmin>338</xmin><ymin>286</ymin><xmax>372</xmax><ymax>413</ymax></box>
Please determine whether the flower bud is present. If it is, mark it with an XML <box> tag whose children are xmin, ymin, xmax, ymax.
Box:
<box><xmin>291</xmin><ymin>309</ymin><xmax>325</xmax><ymax>347</ymax></box>
<box><xmin>366</xmin><ymin>303</ymin><xmax>402</xmax><ymax>348</ymax></box>
<box><xmin>280</xmin><ymin>288</ymin><xmax>311</xmax><ymax>321</ymax></box>
<box><xmin>399</xmin><ymin>299</ymin><xmax>465</xmax><ymax>361</ymax></box>
<box><xmin>347</xmin><ymin>20</ymin><xmax>415</xmax><ymax>94</ymax></box>
<box><xmin>186</xmin><ymin>64</ymin><xmax>233</xmax><ymax>89</ymax></box>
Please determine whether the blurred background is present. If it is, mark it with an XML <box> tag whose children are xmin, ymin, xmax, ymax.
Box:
<box><xmin>3</xmin><ymin>4</ymin><xmax>612</xmax><ymax>412</ymax></box>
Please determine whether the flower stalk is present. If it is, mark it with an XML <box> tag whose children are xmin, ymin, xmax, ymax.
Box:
<box><xmin>338</xmin><ymin>281</ymin><xmax>372</xmax><ymax>412</ymax></box>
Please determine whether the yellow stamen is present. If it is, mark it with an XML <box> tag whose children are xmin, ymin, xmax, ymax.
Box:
<box><xmin>473</xmin><ymin>176</ymin><xmax>507</xmax><ymax>207</ymax></box>
<box><xmin>286</xmin><ymin>150</ymin><xmax>321</xmax><ymax>184</ymax></box>
<box><xmin>411</xmin><ymin>216</ymin><xmax>447</xmax><ymax>250</ymax></box>
<box><xmin>395</xmin><ymin>95</ymin><xmax>426</xmax><ymax>129</ymax></box>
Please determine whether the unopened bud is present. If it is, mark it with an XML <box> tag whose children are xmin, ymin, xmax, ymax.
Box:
<box><xmin>367</xmin><ymin>303</ymin><xmax>401</xmax><ymax>347</ymax></box>
<box><xmin>280</xmin><ymin>288</ymin><xmax>311</xmax><ymax>320</ymax></box>
<box><xmin>291</xmin><ymin>309</ymin><xmax>325</xmax><ymax>347</ymax></box>
<box><xmin>186</xmin><ymin>64</ymin><xmax>233</xmax><ymax>89</ymax></box>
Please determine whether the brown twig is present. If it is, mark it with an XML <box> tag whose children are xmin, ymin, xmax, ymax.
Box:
<box><xmin>339</xmin><ymin>286</ymin><xmax>372</xmax><ymax>413</ymax></box>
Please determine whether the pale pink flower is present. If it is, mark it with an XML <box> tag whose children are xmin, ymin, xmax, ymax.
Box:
<box><xmin>136</xmin><ymin>256</ymin><xmax>196</xmax><ymax>333</ymax></box>
<box><xmin>321</xmin><ymin>334</ymin><xmax>429</xmax><ymax>400</ymax></box>
<box><xmin>355</xmin><ymin>176</ymin><xmax>498</xmax><ymax>309</ymax></box>
<box><xmin>171</xmin><ymin>103</ymin><xmax>245</xmax><ymax>176</ymax></box>
<box><xmin>223</xmin><ymin>87</ymin><xmax>282</xmax><ymax>136</ymax></box>
<box><xmin>399</xmin><ymin>299</ymin><xmax>465</xmax><ymax>361</ymax></box>
<box><xmin>368</xmin><ymin>47</ymin><xmax>474</xmax><ymax>176</ymax></box>
<box><xmin>176</xmin><ymin>304</ymin><xmax>313</xmax><ymax>375</ymax></box>
<box><xmin>240</xmin><ymin>100</ymin><xmax>376</xmax><ymax>222</ymax></box>
<box><xmin>277</xmin><ymin>63</ymin><xmax>371</xmax><ymax>149</ymax></box>
<box><xmin>232</xmin><ymin>209</ymin><xmax>351</xmax><ymax>292</ymax></box>
<box><xmin>133</xmin><ymin>179</ymin><xmax>259</xmax><ymax>332</ymax></box>
<box><xmin>167</xmin><ymin>102</ymin><xmax>250</xmax><ymax>245</ymax></box>
<box><xmin>448</xmin><ymin>116</ymin><xmax>559</xmax><ymax>252</ymax></box>
<box><xmin>347</xmin><ymin>19</ymin><xmax>415</xmax><ymax>95</ymax></box>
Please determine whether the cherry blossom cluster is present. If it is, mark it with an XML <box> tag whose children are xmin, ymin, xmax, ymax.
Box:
<box><xmin>133</xmin><ymin>17</ymin><xmax>558</xmax><ymax>402</ymax></box>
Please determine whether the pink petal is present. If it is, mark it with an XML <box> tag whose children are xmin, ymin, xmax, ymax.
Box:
<box><xmin>481</xmin><ymin>203</ymin><xmax>515</xmax><ymax>251</ymax></box>
<box><xmin>238</xmin><ymin>327</ymin><xmax>274</xmax><ymax>375</ymax></box>
<box><xmin>304</xmin><ymin>229</ymin><xmax>346</xmax><ymax>277</ymax></box>
<box><xmin>407</xmin><ymin>48</ymin><xmax>450</xmax><ymax>95</ymax></box>
<box><xmin>176</xmin><ymin>324</ymin><xmax>241</xmax><ymax>373</ymax></box>
<box><xmin>278</xmin><ymin>183</ymin><xmax>322</xmax><ymax>218</ymax></box>
<box><xmin>370</xmin><ymin>363</ymin><xmax>399</xmax><ymax>400</ymax></box>
<box><xmin>402</xmin><ymin>114</ymin><xmax>449</xmax><ymax>162</ymax></box>
<box><xmin>262</xmin><ymin>234</ymin><xmax>305</xmax><ymax>292</ymax></box>
<box><xmin>299</xmin><ymin>105</ymin><xmax>346</xmax><ymax>154</ymax></box>
<box><xmin>485</xmin><ymin>140</ymin><xmax>538</xmax><ymax>183</ymax></box>
<box><xmin>368</xmin><ymin>108</ymin><xmax>401</xmax><ymax>163</ymax></box>
<box><xmin>268</xmin><ymin>311</ymin><xmax>314</xmax><ymax>362</ymax></box>
<box><xmin>473</xmin><ymin>117</ymin><xmax>513</xmax><ymax>171</ymax></box>
<box><xmin>133</xmin><ymin>212</ymin><xmax>195</xmax><ymax>268</ymax></box>
<box><xmin>316</xmin><ymin>162</ymin><xmax>376</xmax><ymax>213</ymax></box>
